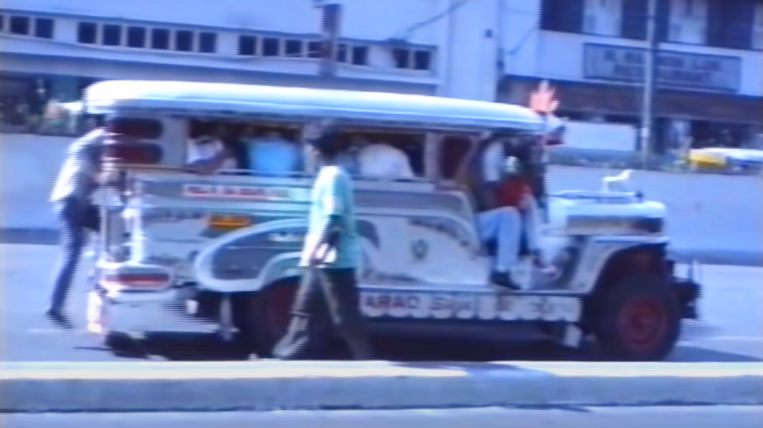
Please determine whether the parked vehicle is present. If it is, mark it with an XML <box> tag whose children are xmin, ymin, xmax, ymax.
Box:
<box><xmin>687</xmin><ymin>147</ymin><xmax>763</xmax><ymax>173</ymax></box>
<box><xmin>83</xmin><ymin>80</ymin><xmax>701</xmax><ymax>361</ymax></box>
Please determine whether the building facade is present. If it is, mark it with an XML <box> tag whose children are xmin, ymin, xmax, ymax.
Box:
<box><xmin>0</xmin><ymin>0</ymin><xmax>499</xmax><ymax>135</ymax></box>
<box><xmin>499</xmin><ymin>0</ymin><xmax>763</xmax><ymax>152</ymax></box>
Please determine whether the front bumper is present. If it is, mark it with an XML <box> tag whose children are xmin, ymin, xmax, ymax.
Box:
<box><xmin>672</xmin><ymin>277</ymin><xmax>701</xmax><ymax>319</ymax></box>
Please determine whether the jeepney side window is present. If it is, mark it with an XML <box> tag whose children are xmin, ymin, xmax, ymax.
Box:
<box><xmin>239</xmin><ymin>123</ymin><xmax>303</xmax><ymax>174</ymax></box>
<box><xmin>339</xmin><ymin>129</ymin><xmax>425</xmax><ymax>180</ymax></box>
<box><xmin>186</xmin><ymin>119</ymin><xmax>304</xmax><ymax>174</ymax></box>
<box><xmin>108</xmin><ymin>117</ymin><xmax>163</xmax><ymax>139</ymax></box>
<box><xmin>438</xmin><ymin>135</ymin><xmax>474</xmax><ymax>180</ymax></box>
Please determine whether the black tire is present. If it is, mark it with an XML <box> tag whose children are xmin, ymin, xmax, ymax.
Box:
<box><xmin>591</xmin><ymin>275</ymin><xmax>681</xmax><ymax>361</ymax></box>
<box><xmin>231</xmin><ymin>280</ymin><xmax>299</xmax><ymax>358</ymax></box>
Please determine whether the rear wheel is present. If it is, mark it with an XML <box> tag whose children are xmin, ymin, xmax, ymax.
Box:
<box><xmin>232</xmin><ymin>280</ymin><xmax>299</xmax><ymax>358</ymax></box>
<box><xmin>591</xmin><ymin>275</ymin><xmax>681</xmax><ymax>361</ymax></box>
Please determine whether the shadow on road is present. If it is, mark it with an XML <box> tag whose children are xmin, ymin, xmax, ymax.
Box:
<box><xmin>82</xmin><ymin>331</ymin><xmax>762</xmax><ymax>363</ymax></box>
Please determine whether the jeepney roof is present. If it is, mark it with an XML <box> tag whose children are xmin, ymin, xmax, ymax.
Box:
<box><xmin>84</xmin><ymin>80</ymin><xmax>562</xmax><ymax>133</ymax></box>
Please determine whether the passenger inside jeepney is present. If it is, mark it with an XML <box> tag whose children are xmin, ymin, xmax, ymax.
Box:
<box><xmin>243</xmin><ymin>125</ymin><xmax>303</xmax><ymax>176</ymax></box>
<box><xmin>185</xmin><ymin>121</ymin><xmax>238</xmax><ymax>174</ymax></box>
<box><xmin>460</xmin><ymin>133</ymin><xmax>551</xmax><ymax>290</ymax></box>
<box><xmin>341</xmin><ymin>131</ymin><xmax>421</xmax><ymax>179</ymax></box>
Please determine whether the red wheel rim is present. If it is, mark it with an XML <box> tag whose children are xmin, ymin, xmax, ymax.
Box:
<box><xmin>264</xmin><ymin>284</ymin><xmax>298</xmax><ymax>338</ymax></box>
<box><xmin>617</xmin><ymin>296</ymin><xmax>667</xmax><ymax>352</ymax></box>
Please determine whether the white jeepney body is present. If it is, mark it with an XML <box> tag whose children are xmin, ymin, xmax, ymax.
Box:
<box><xmin>82</xmin><ymin>80</ymin><xmax>697</xmax><ymax>360</ymax></box>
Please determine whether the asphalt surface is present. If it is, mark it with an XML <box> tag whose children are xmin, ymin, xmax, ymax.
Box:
<box><xmin>4</xmin><ymin>407</ymin><xmax>763</xmax><ymax>428</ymax></box>
<box><xmin>2</xmin><ymin>243</ymin><xmax>761</xmax><ymax>363</ymax></box>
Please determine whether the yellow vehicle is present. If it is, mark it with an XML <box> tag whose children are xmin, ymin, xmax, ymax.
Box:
<box><xmin>687</xmin><ymin>147</ymin><xmax>763</xmax><ymax>172</ymax></box>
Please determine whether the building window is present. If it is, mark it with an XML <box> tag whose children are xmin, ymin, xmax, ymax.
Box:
<box><xmin>307</xmin><ymin>41</ymin><xmax>321</xmax><ymax>58</ymax></box>
<box><xmin>174</xmin><ymin>30</ymin><xmax>194</xmax><ymax>52</ymax></box>
<box><xmin>33</xmin><ymin>18</ymin><xmax>54</xmax><ymax>39</ymax></box>
<box><xmin>620</xmin><ymin>0</ymin><xmax>669</xmax><ymax>41</ymax></box>
<box><xmin>284</xmin><ymin>39</ymin><xmax>303</xmax><ymax>57</ymax></box>
<box><xmin>392</xmin><ymin>48</ymin><xmax>432</xmax><ymax>70</ymax></box>
<box><xmin>238</xmin><ymin>35</ymin><xmax>258</xmax><ymax>56</ymax></box>
<box><xmin>334</xmin><ymin>44</ymin><xmax>369</xmax><ymax>65</ymax></box>
<box><xmin>754</xmin><ymin>3</ymin><xmax>763</xmax><ymax>50</ymax></box>
<box><xmin>0</xmin><ymin>15</ymin><xmax>55</xmax><ymax>39</ymax></box>
<box><xmin>77</xmin><ymin>22</ymin><xmax>98</xmax><ymax>44</ymax></box>
<box><xmin>126</xmin><ymin>26</ymin><xmax>146</xmax><ymax>48</ymax></box>
<box><xmin>412</xmin><ymin>49</ymin><xmax>430</xmax><ymax>70</ymax></box>
<box><xmin>351</xmin><ymin>45</ymin><xmax>368</xmax><ymax>66</ymax></box>
<box><xmin>102</xmin><ymin>24</ymin><xmax>122</xmax><ymax>46</ymax></box>
<box><xmin>540</xmin><ymin>0</ymin><xmax>585</xmax><ymax>33</ymax></box>
<box><xmin>151</xmin><ymin>28</ymin><xmax>170</xmax><ymax>50</ymax></box>
<box><xmin>262</xmin><ymin>37</ymin><xmax>280</xmax><ymax>56</ymax></box>
<box><xmin>583</xmin><ymin>0</ymin><xmax>622</xmax><ymax>36</ymax></box>
<box><xmin>706</xmin><ymin>0</ymin><xmax>756</xmax><ymax>50</ymax></box>
<box><xmin>668</xmin><ymin>0</ymin><xmax>707</xmax><ymax>44</ymax></box>
<box><xmin>198</xmin><ymin>31</ymin><xmax>217</xmax><ymax>53</ymax></box>
<box><xmin>9</xmin><ymin>15</ymin><xmax>30</xmax><ymax>35</ymax></box>
<box><xmin>336</xmin><ymin>43</ymin><xmax>348</xmax><ymax>62</ymax></box>
<box><xmin>392</xmin><ymin>48</ymin><xmax>409</xmax><ymax>68</ymax></box>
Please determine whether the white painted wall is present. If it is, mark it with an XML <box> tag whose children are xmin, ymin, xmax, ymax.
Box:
<box><xmin>436</xmin><ymin>0</ymin><xmax>499</xmax><ymax>101</ymax></box>
<box><xmin>4</xmin><ymin>0</ymin><xmax>441</xmax><ymax>45</ymax></box>
<box><xmin>1</xmin><ymin>0</ymin><xmax>499</xmax><ymax>100</ymax></box>
<box><xmin>501</xmin><ymin>0</ymin><xmax>763</xmax><ymax>97</ymax></box>
<box><xmin>564</xmin><ymin>121</ymin><xmax>637</xmax><ymax>151</ymax></box>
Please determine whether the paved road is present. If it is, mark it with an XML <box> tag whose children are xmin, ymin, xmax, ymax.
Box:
<box><xmin>2</xmin><ymin>244</ymin><xmax>761</xmax><ymax>362</ymax></box>
<box><xmin>5</xmin><ymin>407</ymin><xmax>763</xmax><ymax>428</ymax></box>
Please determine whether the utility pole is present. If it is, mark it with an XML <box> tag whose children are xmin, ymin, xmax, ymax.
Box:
<box><xmin>315</xmin><ymin>1</ymin><xmax>342</xmax><ymax>78</ymax></box>
<box><xmin>639</xmin><ymin>0</ymin><xmax>659</xmax><ymax>166</ymax></box>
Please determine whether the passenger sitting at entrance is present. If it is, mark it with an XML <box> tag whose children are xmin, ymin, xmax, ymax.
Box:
<box><xmin>477</xmin><ymin>138</ymin><xmax>547</xmax><ymax>290</ymax></box>
<box><xmin>246</xmin><ymin>129</ymin><xmax>302</xmax><ymax>176</ymax></box>
<box><xmin>357</xmin><ymin>140</ymin><xmax>415</xmax><ymax>179</ymax></box>
<box><xmin>186</xmin><ymin>128</ymin><xmax>236</xmax><ymax>174</ymax></box>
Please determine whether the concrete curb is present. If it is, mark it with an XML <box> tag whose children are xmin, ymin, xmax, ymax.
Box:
<box><xmin>2</xmin><ymin>362</ymin><xmax>762</xmax><ymax>412</ymax></box>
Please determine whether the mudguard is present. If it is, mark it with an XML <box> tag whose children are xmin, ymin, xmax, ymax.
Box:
<box><xmin>193</xmin><ymin>218</ymin><xmax>308</xmax><ymax>293</ymax></box>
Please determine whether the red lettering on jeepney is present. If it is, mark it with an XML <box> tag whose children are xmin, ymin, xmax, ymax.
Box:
<box><xmin>497</xmin><ymin>295</ymin><xmax>514</xmax><ymax>312</ymax></box>
<box><xmin>392</xmin><ymin>295</ymin><xmax>407</xmax><ymax>309</ymax></box>
<box><xmin>185</xmin><ymin>184</ymin><xmax>209</xmax><ymax>196</ymax></box>
<box><xmin>453</xmin><ymin>297</ymin><xmax>474</xmax><ymax>312</ymax></box>
<box><xmin>271</xmin><ymin>189</ymin><xmax>289</xmax><ymax>199</ymax></box>
<box><xmin>240</xmin><ymin>187</ymin><xmax>256</xmax><ymax>197</ymax></box>
<box><xmin>365</xmin><ymin>293</ymin><xmax>420</xmax><ymax>310</ymax></box>
<box><xmin>363</xmin><ymin>294</ymin><xmax>377</xmax><ymax>308</ymax></box>
<box><xmin>389</xmin><ymin>294</ymin><xmax>421</xmax><ymax>309</ymax></box>
<box><xmin>365</xmin><ymin>294</ymin><xmax>391</xmax><ymax>309</ymax></box>
<box><xmin>406</xmin><ymin>295</ymin><xmax>420</xmax><ymax>308</ymax></box>
<box><xmin>429</xmin><ymin>295</ymin><xmax>450</xmax><ymax>311</ymax></box>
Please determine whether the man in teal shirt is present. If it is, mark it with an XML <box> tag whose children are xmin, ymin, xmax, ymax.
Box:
<box><xmin>274</xmin><ymin>127</ymin><xmax>372</xmax><ymax>360</ymax></box>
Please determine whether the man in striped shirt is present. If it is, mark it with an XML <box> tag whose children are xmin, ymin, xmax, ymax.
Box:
<box><xmin>47</xmin><ymin>126</ymin><xmax>108</xmax><ymax>328</ymax></box>
<box><xmin>274</xmin><ymin>128</ymin><xmax>372</xmax><ymax>360</ymax></box>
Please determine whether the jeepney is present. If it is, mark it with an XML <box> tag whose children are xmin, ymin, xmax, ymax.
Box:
<box><xmin>83</xmin><ymin>80</ymin><xmax>701</xmax><ymax>361</ymax></box>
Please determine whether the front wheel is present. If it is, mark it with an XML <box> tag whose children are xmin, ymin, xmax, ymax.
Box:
<box><xmin>591</xmin><ymin>275</ymin><xmax>681</xmax><ymax>361</ymax></box>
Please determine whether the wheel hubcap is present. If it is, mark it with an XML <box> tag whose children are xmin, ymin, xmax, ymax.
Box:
<box><xmin>618</xmin><ymin>296</ymin><xmax>666</xmax><ymax>351</ymax></box>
